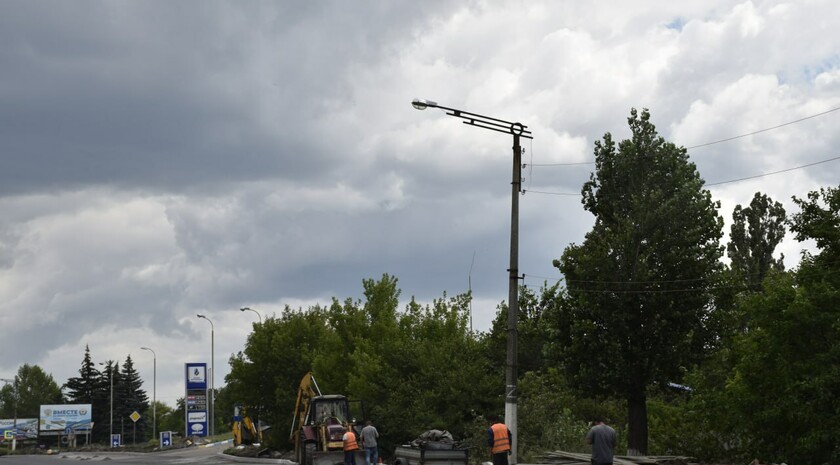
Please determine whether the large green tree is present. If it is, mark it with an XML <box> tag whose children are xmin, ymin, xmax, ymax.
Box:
<box><xmin>552</xmin><ymin>108</ymin><xmax>724</xmax><ymax>454</ymax></box>
<box><xmin>0</xmin><ymin>364</ymin><xmax>63</xmax><ymax>418</ymax></box>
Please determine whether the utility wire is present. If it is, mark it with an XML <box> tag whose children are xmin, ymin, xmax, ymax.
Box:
<box><xmin>523</xmin><ymin>154</ymin><xmax>840</xmax><ymax>196</ymax></box>
<box><xmin>685</xmin><ymin>105</ymin><xmax>840</xmax><ymax>149</ymax></box>
<box><xmin>527</xmin><ymin>105</ymin><xmax>840</xmax><ymax>167</ymax></box>
<box><xmin>522</xmin><ymin>263</ymin><xmax>840</xmax><ymax>294</ymax></box>
<box><xmin>705</xmin><ymin>155</ymin><xmax>840</xmax><ymax>186</ymax></box>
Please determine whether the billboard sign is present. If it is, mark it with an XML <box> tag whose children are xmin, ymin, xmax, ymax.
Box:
<box><xmin>185</xmin><ymin>363</ymin><xmax>207</xmax><ymax>390</ymax></box>
<box><xmin>0</xmin><ymin>418</ymin><xmax>38</xmax><ymax>441</ymax></box>
<box><xmin>39</xmin><ymin>404</ymin><xmax>92</xmax><ymax>433</ymax></box>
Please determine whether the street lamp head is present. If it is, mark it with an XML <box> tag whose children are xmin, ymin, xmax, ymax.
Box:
<box><xmin>412</xmin><ymin>98</ymin><xmax>438</xmax><ymax>110</ymax></box>
<box><xmin>140</xmin><ymin>346</ymin><xmax>150</xmax><ymax>350</ymax></box>
<box><xmin>240</xmin><ymin>307</ymin><xmax>250</xmax><ymax>312</ymax></box>
<box><xmin>197</xmin><ymin>313</ymin><xmax>205</xmax><ymax>319</ymax></box>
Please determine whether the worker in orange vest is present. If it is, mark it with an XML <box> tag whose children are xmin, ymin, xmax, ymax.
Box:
<box><xmin>343</xmin><ymin>427</ymin><xmax>360</xmax><ymax>465</ymax></box>
<box><xmin>487</xmin><ymin>414</ymin><xmax>512</xmax><ymax>465</ymax></box>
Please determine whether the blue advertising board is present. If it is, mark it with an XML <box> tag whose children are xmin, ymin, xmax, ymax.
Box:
<box><xmin>39</xmin><ymin>404</ymin><xmax>92</xmax><ymax>435</ymax></box>
<box><xmin>0</xmin><ymin>419</ymin><xmax>38</xmax><ymax>441</ymax></box>
<box><xmin>185</xmin><ymin>363</ymin><xmax>207</xmax><ymax>390</ymax></box>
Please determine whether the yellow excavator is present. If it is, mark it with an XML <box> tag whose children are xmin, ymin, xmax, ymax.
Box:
<box><xmin>232</xmin><ymin>404</ymin><xmax>262</xmax><ymax>446</ymax></box>
<box><xmin>291</xmin><ymin>372</ymin><xmax>364</xmax><ymax>465</ymax></box>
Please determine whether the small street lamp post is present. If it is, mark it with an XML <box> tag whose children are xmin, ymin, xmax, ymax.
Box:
<box><xmin>140</xmin><ymin>347</ymin><xmax>157</xmax><ymax>440</ymax></box>
<box><xmin>196</xmin><ymin>314</ymin><xmax>215</xmax><ymax>437</ymax></box>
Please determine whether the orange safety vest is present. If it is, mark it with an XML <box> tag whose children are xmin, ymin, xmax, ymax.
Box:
<box><xmin>490</xmin><ymin>423</ymin><xmax>510</xmax><ymax>454</ymax></box>
<box><xmin>343</xmin><ymin>431</ymin><xmax>359</xmax><ymax>451</ymax></box>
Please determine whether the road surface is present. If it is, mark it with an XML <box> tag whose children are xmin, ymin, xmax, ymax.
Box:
<box><xmin>0</xmin><ymin>443</ymin><xmax>278</xmax><ymax>464</ymax></box>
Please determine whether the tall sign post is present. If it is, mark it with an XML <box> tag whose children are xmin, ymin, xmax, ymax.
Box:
<box><xmin>184</xmin><ymin>363</ymin><xmax>208</xmax><ymax>437</ymax></box>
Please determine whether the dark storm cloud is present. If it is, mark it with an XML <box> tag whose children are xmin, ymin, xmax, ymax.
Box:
<box><xmin>0</xmin><ymin>1</ymin><xmax>458</xmax><ymax>196</ymax></box>
<box><xmin>1</xmin><ymin>0</ymin><xmax>839</xmax><ymax>406</ymax></box>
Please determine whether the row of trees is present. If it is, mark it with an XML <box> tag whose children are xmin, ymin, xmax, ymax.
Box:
<box><xmin>219</xmin><ymin>109</ymin><xmax>838</xmax><ymax>464</ymax></box>
<box><xmin>0</xmin><ymin>347</ymin><xmax>153</xmax><ymax>444</ymax></box>
<box><xmin>2</xmin><ymin>109</ymin><xmax>836</xmax><ymax>463</ymax></box>
<box><xmin>62</xmin><ymin>346</ymin><xmax>151</xmax><ymax>443</ymax></box>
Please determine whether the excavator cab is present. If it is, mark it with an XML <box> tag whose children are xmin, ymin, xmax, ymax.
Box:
<box><xmin>292</xmin><ymin>373</ymin><xmax>365</xmax><ymax>465</ymax></box>
<box><xmin>307</xmin><ymin>395</ymin><xmax>353</xmax><ymax>451</ymax></box>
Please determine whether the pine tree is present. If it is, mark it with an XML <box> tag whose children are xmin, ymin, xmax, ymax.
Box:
<box><xmin>118</xmin><ymin>355</ymin><xmax>150</xmax><ymax>441</ymax></box>
<box><xmin>63</xmin><ymin>345</ymin><xmax>101</xmax><ymax>404</ymax></box>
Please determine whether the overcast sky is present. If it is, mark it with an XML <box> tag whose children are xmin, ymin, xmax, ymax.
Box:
<box><xmin>2</xmin><ymin>1</ymin><xmax>839</xmax><ymax>410</ymax></box>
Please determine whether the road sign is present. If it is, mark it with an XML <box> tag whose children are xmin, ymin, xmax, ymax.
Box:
<box><xmin>130</xmin><ymin>411</ymin><xmax>141</xmax><ymax>423</ymax></box>
<box><xmin>3</xmin><ymin>430</ymin><xmax>13</xmax><ymax>440</ymax></box>
<box><xmin>160</xmin><ymin>430</ymin><xmax>172</xmax><ymax>447</ymax></box>
<box><xmin>111</xmin><ymin>433</ymin><xmax>121</xmax><ymax>447</ymax></box>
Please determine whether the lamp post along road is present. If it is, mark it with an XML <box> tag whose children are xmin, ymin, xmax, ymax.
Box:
<box><xmin>98</xmin><ymin>362</ymin><xmax>115</xmax><ymax>443</ymax></box>
<box><xmin>140</xmin><ymin>347</ymin><xmax>156</xmax><ymax>440</ymax></box>
<box><xmin>196</xmin><ymin>314</ymin><xmax>215</xmax><ymax>437</ymax></box>
<box><xmin>412</xmin><ymin>98</ymin><xmax>531</xmax><ymax>463</ymax></box>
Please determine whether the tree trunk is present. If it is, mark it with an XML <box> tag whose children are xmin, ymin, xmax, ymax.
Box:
<box><xmin>626</xmin><ymin>391</ymin><xmax>648</xmax><ymax>456</ymax></box>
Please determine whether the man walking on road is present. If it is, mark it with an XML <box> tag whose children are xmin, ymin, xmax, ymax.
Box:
<box><xmin>360</xmin><ymin>420</ymin><xmax>380</xmax><ymax>465</ymax></box>
<box><xmin>585</xmin><ymin>416</ymin><xmax>616</xmax><ymax>465</ymax></box>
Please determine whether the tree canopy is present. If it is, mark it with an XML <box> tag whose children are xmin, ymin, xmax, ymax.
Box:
<box><xmin>0</xmin><ymin>364</ymin><xmax>62</xmax><ymax>418</ymax></box>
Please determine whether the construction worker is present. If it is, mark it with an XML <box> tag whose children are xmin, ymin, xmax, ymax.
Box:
<box><xmin>343</xmin><ymin>427</ymin><xmax>360</xmax><ymax>465</ymax></box>
<box><xmin>487</xmin><ymin>414</ymin><xmax>512</xmax><ymax>465</ymax></box>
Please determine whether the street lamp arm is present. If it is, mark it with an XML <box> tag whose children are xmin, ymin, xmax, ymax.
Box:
<box><xmin>411</xmin><ymin>99</ymin><xmax>533</xmax><ymax>139</ymax></box>
<box><xmin>196</xmin><ymin>314</ymin><xmax>215</xmax><ymax>330</ymax></box>
<box><xmin>240</xmin><ymin>307</ymin><xmax>262</xmax><ymax>323</ymax></box>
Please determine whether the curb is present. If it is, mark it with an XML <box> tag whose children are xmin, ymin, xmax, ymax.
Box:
<box><xmin>216</xmin><ymin>451</ymin><xmax>296</xmax><ymax>464</ymax></box>
<box><xmin>204</xmin><ymin>439</ymin><xmax>234</xmax><ymax>447</ymax></box>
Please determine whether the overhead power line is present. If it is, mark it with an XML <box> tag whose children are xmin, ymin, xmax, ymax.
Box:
<box><xmin>685</xmin><ymin>105</ymin><xmax>840</xmax><ymax>149</ymax></box>
<box><xmin>528</xmin><ymin>105</ymin><xmax>840</xmax><ymax>167</ymax></box>
<box><xmin>523</xmin><ymin>154</ymin><xmax>840</xmax><ymax>196</ymax></box>
<box><xmin>705</xmin><ymin>155</ymin><xmax>840</xmax><ymax>186</ymax></box>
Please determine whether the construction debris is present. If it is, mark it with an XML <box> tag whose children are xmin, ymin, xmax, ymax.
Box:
<box><xmin>537</xmin><ymin>450</ymin><xmax>694</xmax><ymax>465</ymax></box>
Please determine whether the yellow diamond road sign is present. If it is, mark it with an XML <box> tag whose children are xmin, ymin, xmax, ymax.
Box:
<box><xmin>130</xmin><ymin>411</ymin><xmax>141</xmax><ymax>423</ymax></box>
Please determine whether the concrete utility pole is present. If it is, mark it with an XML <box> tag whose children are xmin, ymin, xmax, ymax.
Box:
<box><xmin>411</xmin><ymin>98</ymin><xmax>532</xmax><ymax>463</ymax></box>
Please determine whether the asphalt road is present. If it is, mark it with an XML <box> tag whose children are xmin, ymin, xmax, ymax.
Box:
<box><xmin>0</xmin><ymin>443</ymin><xmax>277</xmax><ymax>464</ymax></box>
